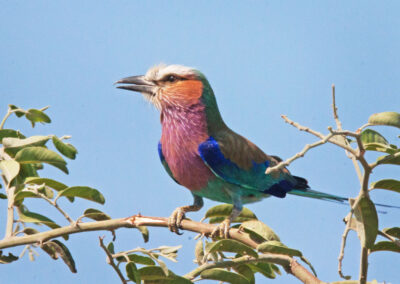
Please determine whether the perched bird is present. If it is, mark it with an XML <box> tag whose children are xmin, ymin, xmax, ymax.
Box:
<box><xmin>115</xmin><ymin>64</ymin><xmax>346</xmax><ymax>237</ymax></box>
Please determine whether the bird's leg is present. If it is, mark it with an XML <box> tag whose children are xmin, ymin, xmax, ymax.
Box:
<box><xmin>211</xmin><ymin>197</ymin><xmax>243</xmax><ymax>239</ymax></box>
<box><xmin>168</xmin><ymin>194</ymin><xmax>203</xmax><ymax>235</ymax></box>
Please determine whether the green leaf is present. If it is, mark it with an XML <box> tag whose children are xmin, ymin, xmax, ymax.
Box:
<box><xmin>58</xmin><ymin>186</ymin><xmax>105</xmax><ymax>204</ymax></box>
<box><xmin>9</xmin><ymin>104</ymin><xmax>26</xmax><ymax>117</ymax></box>
<box><xmin>370</xmin><ymin>179</ymin><xmax>400</xmax><ymax>193</ymax></box>
<box><xmin>239</xmin><ymin>220</ymin><xmax>280</xmax><ymax>242</ymax></box>
<box><xmin>382</xmin><ymin>227</ymin><xmax>400</xmax><ymax>239</ymax></box>
<box><xmin>15</xmin><ymin>146</ymin><xmax>68</xmax><ymax>174</ymax></box>
<box><xmin>200</xmin><ymin>268</ymin><xmax>250</xmax><ymax>284</ymax></box>
<box><xmin>82</xmin><ymin>208</ymin><xmax>111</xmax><ymax>221</ymax></box>
<box><xmin>17</xmin><ymin>206</ymin><xmax>66</xmax><ymax>238</ymax></box>
<box><xmin>52</xmin><ymin>136</ymin><xmax>77</xmax><ymax>160</ymax></box>
<box><xmin>207</xmin><ymin>239</ymin><xmax>258</xmax><ymax>258</ymax></box>
<box><xmin>376</xmin><ymin>154</ymin><xmax>400</xmax><ymax>165</ymax></box>
<box><xmin>25</xmin><ymin>109</ymin><xmax>51</xmax><ymax>127</ymax></box>
<box><xmin>116</xmin><ymin>254</ymin><xmax>155</xmax><ymax>265</ymax></box>
<box><xmin>194</xmin><ymin>239</ymin><xmax>204</xmax><ymax>265</ymax></box>
<box><xmin>204</xmin><ymin>204</ymin><xmax>257</xmax><ymax>222</ymax></box>
<box><xmin>24</xmin><ymin>177</ymin><xmax>74</xmax><ymax>202</ymax></box>
<box><xmin>257</xmin><ymin>241</ymin><xmax>302</xmax><ymax>257</ymax></box>
<box><xmin>22</xmin><ymin>227</ymin><xmax>40</xmax><ymax>235</ymax></box>
<box><xmin>41</xmin><ymin>240</ymin><xmax>76</xmax><ymax>273</ymax></box>
<box><xmin>138</xmin><ymin>266</ymin><xmax>170</xmax><ymax>280</ymax></box>
<box><xmin>0</xmin><ymin>251</ymin><xmax>18</xmax><ymax>264</ymax></box>
<box><xmin>352</xmin><ymin>197</ymin><xmax>378</xmax><ymax>249</ymax></box>
<box><xmin>0</xmin><ymin>129</ymin><xmax>25</xmax><ymax>142</ymax></box>
<box><xmin>363</xmin><ymin>142</ymin><xmax>397</xmax><ymax>154</ymax></box>
<box><xmin>248</xmin><ymin>262</ymin><xmax>276</xmax><ymax>279</ymax></box>
<box><xmin>233</xmin><ymin>264</ymin><xmax>255</xmax><ymax>284</ymax></box>
<box><xmin>107</xmin><ymin>242</ymin><xmax>115</xmax><ymax>254</ymax></box>
<box><xmin>126</xmin><ymin>262</ymin><xmax>141</xmax><ymax>283</ymax></box>
<box><xmin>137</xmin><ymin>226</ymin><xmax>149</xmax><ymax>243</ymax></box>
<box><xmin>0</xmin><ymin>193</ymin><xmax>7</xmax><ymax>199</ymax></box>
<box><xmin>361</xmin><ymin>129</ymin><xmax>389</xmax><ymax>146</ymax></box>
<box><xmin>14</xmin><ymin>190</ymin><xmax>38</xmax><ymax>202</ymax></box>
<box><xmin>0</xmin><ymin>160</ymin><xmax>20</xmax><ymax>183</ymax></box>
<box><xmin>3</xmin><ymin>136</ymin><xmax>50</xmax><ymax>149</ymax></box>
<box><xmin>25</xmin><ymin>177</ymin><xmax>67</xmax><ymax>191</ymax></box>
<box><xmin>368</xmin><ymin>111</ymin><xmax>400</xmax><ymax>128</ymax></box>
<box><xmin>370</xmin><ymin>241</ymin><xmax>400</xmax><ymax>253</ymax></box>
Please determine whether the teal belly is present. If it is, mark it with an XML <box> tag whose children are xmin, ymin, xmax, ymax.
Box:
<box><xmin>192</xmin><ymin>177</ymin><xmax>270</xmax><ymax>204</ymax></box>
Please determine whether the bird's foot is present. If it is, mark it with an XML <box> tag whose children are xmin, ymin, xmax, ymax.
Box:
<box><xmin>210</xmin><ymin>218</ymin><xmax>231</xmax><ymax>239</ymax></box>
<box><xmin>168</xmin><ymin>207</ymin><xmax>186</xmax><ymax>235</ymax></box>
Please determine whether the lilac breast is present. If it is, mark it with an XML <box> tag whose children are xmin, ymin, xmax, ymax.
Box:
<box><xmin>160</xmin><ymin>104</ymin><xmax>214</xmax><ymax>190</ymax></box>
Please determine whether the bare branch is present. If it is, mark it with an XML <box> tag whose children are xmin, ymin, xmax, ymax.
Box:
<box><xmin>99</xmin><ymin>236</ymin><xmax>128</xmax><ymax>284</ymax></box>
<box><xmin>0</xmin><ymin>215</ymin><xmax>321</xmax><ymax>283</ymax></box>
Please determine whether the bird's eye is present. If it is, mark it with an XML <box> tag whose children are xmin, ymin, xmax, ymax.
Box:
<box><xmin>167</xmin><ymin>75</ymin><xmax>177</xmax><ymax>82</ymax></box>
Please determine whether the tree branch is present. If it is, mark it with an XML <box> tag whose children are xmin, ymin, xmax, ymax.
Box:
<box><xmin>99</xmin><ymin>236</ymin><xmax>128</xmax><ymax>284</ymax></box>
<box><xmin>0</xmin><ymin>215</ymin><xmax>322</xmax><ymax>283</ymax></box>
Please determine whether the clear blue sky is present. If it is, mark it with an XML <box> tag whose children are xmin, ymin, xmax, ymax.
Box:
<box><xmin>1</xmin><ymin>1</ymin><xmax>399</xmax><ymax>283</ymax></box>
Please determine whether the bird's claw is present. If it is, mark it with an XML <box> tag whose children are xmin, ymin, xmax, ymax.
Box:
<box><xmin>168</xmin><ymin>207</ymin><xmax>186</xmax><ymax>235</ymax></box>
<box><xmin>210</xmin><ymin>219</ymin><xmax>231</xmax><ymax>239</ymax></box>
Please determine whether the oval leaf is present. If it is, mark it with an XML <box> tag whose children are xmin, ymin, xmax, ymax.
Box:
<box><xmin>0</xmin><ymin>129</ymin><xmax>25</xmax><ymax>142</ymax></box>
<box><xmin>58</xmin><ymin>186</ymin><xmax>105</xmax><ymax>204</ymax></box>
<box><xmin>361</xmin><ymin>129</ymin><xmax>389</xmax><ymax>146</ymax></box>
<box><xmin>3</xmin><ymin>136</ymin><xmax>50</xmax><ymax>149</ymax></box>
<box><xmin>126</xmin><ymin>262</ymin><xmax>141</xmax><ymax>283</ymax></box>
<box><xmin>0</xmin><ymin>160</ymin><xmax>20</xmax><ymax>183</ymax></box>
<box><xmin>371</xmin><ymin>179</ymin><xmax>400</xmax><ymax>194</ymax></box>
<box><xmin>234</xmin><ymin>264</ymin><xmax>255</xmax><ymax>284</ymax></box>
<box><xmin>83</xmin><ymin>208</ymin><xmax>111</xmax><ymax>221</ymax></box>
<box><xmin>370</xmin><ymin>241</ymin><xmax>400</xmax><ymax>253</ymax></box>
<box><xmin>204</xmin><ymin>204</ymin><xmax>257</xmax><ymax>221</ymax></box>
<box><xmin>352</xmin><ymin>197</ymin><xmax>378</xmax><ymax>249</ymax></box>
<box><xmin>257</xmin><ymin>241</ymin><xmax>302</xmax><ymax>257</ymax></box>
<box><xmin>376</xmin><ymin>154</ymin><xmax>400</xmax><ymax>166</ymax></box>
<box><xmin>248</xmin><ymin>263</ymin><xmax>276</xmax><ymax>279</ymax></box>
<box><xmin>24</xmin><ymin>177</ymin><xmax>68</xmax><ymax>191</ymax></box>
<box><xmin>200</xmin><ymin>268</ymin><xmax>250</xmax><ymax>284</ymax></box>
<box><xmin>25</xmin><ymin>109</ymin><xmax>51</xmax><ymax>127</ymax></box>
<box><xmin>43</xmin><ymin>240</ymin><xmax>76</xmax><ymax>273</ymax></box>
<box><xmin>239</xmin><ymin>220</ymin><xmax>280</xmax><ymax>242</ymax></box>
<box><xmin>368</xmin><ymin>112</ymin><xmax>400</xmax><ymax>128</ymax></box>
<box><xmin>52</xmin><ymin>136</ymin><xmax>77</xmax><ymax>159</ymax></box>
<box><xmin>15</xmin><ymin>147</ymin><xmax>68</xmax><ymax>174</ymax></box>
<box><xmin>382</xmin><ymin>227</ymin><xmax>400</xmax><ymax>239</ymax></box>
<box><xmin>116</xmin><ymin>254</ymin><xmax>155</xmax><ymax>265</ymax></box>
<box><xmin>207</xmin><ymin>239</ymin><xmax>258</xmax><ymax>258</ymax></box>
<box><xmin>137</xmin><ymin>266</ymin><xmax>171</xmax><ymax>280</ymax></box>
<box><xmin>18</xmin><ymin>207</ymin><xmax>61</xmax><ymax>230</ymax></box>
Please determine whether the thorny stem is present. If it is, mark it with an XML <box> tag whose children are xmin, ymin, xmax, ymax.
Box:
<box><xmin>99</xmin><ymin>236</ymin><xmax>128</xmax><ymax>284</ymax></box>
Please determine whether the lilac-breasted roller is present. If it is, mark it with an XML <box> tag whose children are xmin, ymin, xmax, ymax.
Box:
<box><xmin>116</xmin><ymin>64</ymin><xmax>347</xmax><ymax>237</ymax></box>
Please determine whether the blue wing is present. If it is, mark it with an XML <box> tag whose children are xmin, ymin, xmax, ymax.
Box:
<box><xmin>198</xmin><ymin>136</ymin><xmax>295</xmax><ymax>198</ymax></box>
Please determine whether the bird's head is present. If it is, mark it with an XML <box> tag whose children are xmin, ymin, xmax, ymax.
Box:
<box><xmin>116</xmin><ymin>64</ymin><xmax>213</xmax><ymax>110</ymax></box>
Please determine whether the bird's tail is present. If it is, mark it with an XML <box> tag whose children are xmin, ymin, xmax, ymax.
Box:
<box><xmin>289</xmin><ymin>176</ymin><xmax>400</xmax><ymax>209</ymax></box>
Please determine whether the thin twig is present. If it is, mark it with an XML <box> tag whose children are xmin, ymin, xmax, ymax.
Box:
<box><xmin>35</xmin><ymin>191</ymin><xmax>74</xmax><ymax>224</ymax></box>
<box><xmin>266</xmin><ymin>133</ymin><xmax>334</xmax><ymax>174</ymax></box>
<box><xmin>99</xmin><ymin>236</ymin><xmax>128</xmax><ymax>284</ymax></box>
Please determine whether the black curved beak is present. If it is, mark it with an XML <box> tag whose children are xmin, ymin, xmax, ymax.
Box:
<box><xmin>115</xmin><ymin>75</ymin><xmax>156</xmax><ymax>95</ymax></box>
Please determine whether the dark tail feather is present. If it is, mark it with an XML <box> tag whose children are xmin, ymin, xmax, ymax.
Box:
<box><xmin>289</xmin><ymin>176</ymin><xmax>400</xmax><ymax>209</ymax></box>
